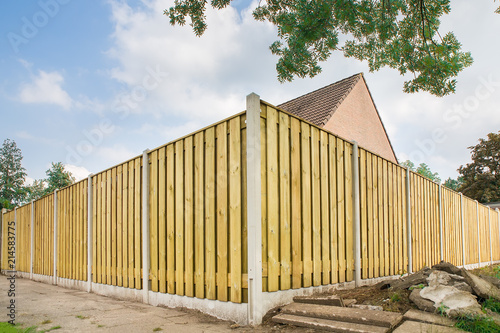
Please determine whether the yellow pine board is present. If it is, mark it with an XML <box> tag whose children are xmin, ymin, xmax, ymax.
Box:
<box><xmin>336</xmin><ymin>137</ymin><xmax>345</xmax><ymax>283</ymax></box>
<box><xmin>329</xmin><ymin>135</ymin><xmax>338</xmax><ymax>284</ymax></box>
<box><xmin>121</xmin><ymin>165</ymin><xmax>129</xmax><ymax>288</ymax></box>
<box><xmin>158</xmin><ymin>147</ymin><xmax>167</xmax><ymax>294</ymax></box>
<box><xmin>150</xmin><ymin>150</ymin><xmax>159</xmax><ymax>292</ymax></box>
<box><xmin>301</xmin><ymin>122</ymin><xmax>312</xmax><ymax>287</ymax></box>
<box><xmin>344</xmin><ymin>142</ymin><xmax>353</xmax><ymax>282</ymax></box>
<box><xmin>184</xmin><ymin>136</ymin><xmax>194</xmax><ymax>297</ymax></box>
<box><xmin>204</xmin><ymin>128</ymin><xmax>216</xmax><ymax>299</ymax></box>
<box><xmin>166</xmin><ymin>144</ymin><xmax>176</xmax><ymax>294</ymax></box>
<box><xmin>360</xmin><ymin>149</ymin><xmax>368</xmax><ymax>279</ymax></box>
<box><xmin>216</xmin><ymin>123</ymin><xmax>228</xmax><ymax>301</ymax></box>
<box><xmin>134</xmin><ymin>157</ymin><xmax>142</xmax><ymax>288</ymax></box>
<box><xmin>320</xmin><ymin>131</ymin><xmax>330</xmax><ymax>285</ymax></box>
<box><xmin>279</xmin><ymin>112</ymin><xmax>291</xmax><ymax>290</ymax></box>
<box><xmin>175</xmin><ymin>140</ymin><xmax>185</xmax><ymax>296</ymax></box>
<box><xmin>310</xmin><ymin>127</ymin><xmax>321</xmax><ymax>287</ymax></box>
<box><xmin>290</xmin><ymin>118</ymin><xmax>302</xmax><ymax>288</ymax></box>
<box><xmin>194</xmin><ymin>132</ymin><xmax>205</xmax><ymax>299</ymax></box>
<box><xmin>228</xmin><ymin>117</ymin><xmax>242</xmax><ymax>302</ymax></box>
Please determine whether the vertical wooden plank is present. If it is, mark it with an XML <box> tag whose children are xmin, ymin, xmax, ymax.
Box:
<box><xmin>106</xmin><ymin>170</ymin><xmax>112</xmax><ymax>285</ymax></box>
<box><xmin>111</xmin><ymin>168</ymin><xmax>117</xmax><ymax>285</ymax></box>
<box><xmin>382</xmin><ymin>160</ymin><xmax>389</xmax><ymax>276</ymax></box>
<box><xmin>377</xmin><ymin>158</ymin><xmax>384</xmax><ymax>276</ymax></box>
<box><xmin>291</xmin><ymin>118</ymin><xmax>302</xmax><ymax>288</ymax></box>
<box><xmin>311</xmin><ymin>127</ymin><xmax>322</xmax><ymax>286</ymax></box>
<box><xmin>184</xmin><ymin>136</ymin><xmax>194</xmax><ymax>297</ymax></box>
<box><xmin>266</xmin><ymin>108</ymin><xmax>279</xmax><ymax>292</ymax></box>
<box><xmin>150</xmin><ymin>149</ymin><xmax>159</xmax><ymax>292</ymax></box>
<box><xmin>216</xmin><ymin>124</ymin><xmax>227</xmax><ymax>300</ymax></box>
<box><xmin>128</xmin><ymin>161</ymin><xmax>135</xmax><ymax>288</ymax></box>
<box><xmin>279</xmin><ymin>112</ymin><xmax>291</xmax><ymax>290</ymax></box>
<box><xmin>158</xmin><ymin>148</ymin><xmax>167</xmax><ymax>294</ymax></box>
<box><xmin>360</xmin><ymin>149</ymin><xmax>368</xmax><ymax>279</ymax></box>
<box><xmin>336</xmin><ymin>137</ymin><xmax>345</xmax><ymax>283</ymax></box>
<box><xmin>194</xmin><ymin>133</ymin><xmax>205</xmax><ymax>298</ymax></box>
<box><xmin>320</xmin><ymin>131</ymin><xmax>330</xmax><ymax>285</ymax></box>
<box><xmin>166</xmin><ymin>144</ymin><xmax>176</xmax><ymax>294</ymax></box>
<box><xmin>344</xmin><ymin>142</ymin><xmax>353</xmax><ymax>282</ymax></box>
<box><xmin>122</xmin><ymin>164</ymin><xmax>129</xmax><ymax>288</ymax></box>
<box><xmin>260</xmin><ymin>114</ymin><xmax>268</xmax><ymax>291</ymax></box>
<box><xmin>301</xmin><ymin>122</ymin><xmax>312</xmax><ymax>287</ymax></box>
<box><xmin>366</xmin><ymin>153</ymin><xmax>374</xmax><ymax>278</ymax></box>
<box><xmin>134</xmin><ymin>157</ymin><xmax>142</xmax><ymax>289</ymax></box>
<box><xmin>240</xmin><ymin>118</ymin><xmax>248</xmax><ymax>302</ymax></box>
<box><xmin>175</xmin><ymin>140</ymin><xmax>185</xmax><ymax>296</ymax></box>
<box><xmin>229</xmin><ymin>117</ymin><xmax>242</xmax><ymax>302</ymax></box>
<box><xmin>96</xmin><ymin>175</ymin><xmax>102</xmax><ymax>283</ymax></box>
<box><xmin>204</xmin><ymin>129</ymin><xmax>216</xmax><ymax>299</ymax></box>
<box><xmin>388</xmin><ymin>163</ymin><xmax>394</xmax><ymax>276</ymax></box>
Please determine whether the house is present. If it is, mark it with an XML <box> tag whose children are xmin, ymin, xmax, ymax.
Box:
<box><xmin>278</xmin><ymin>73</ymin><xmax>398</xmax><ymax>164</ymax></box>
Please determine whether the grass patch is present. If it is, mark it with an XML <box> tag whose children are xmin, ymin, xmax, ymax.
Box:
<box><xmin>455</xmin><ymin>314</ymin><xmax>500</xmax><ymax>333</ymax></box>
<box><xmin>0</xmin><ymin>322</ymin><xmax>37</xmax><ymax>333</ymax></box>
<box><xmin>153</xmin><ymin>327</ymin><xmax>162</xmax><ymax>331</ymax></box>
<box><xmin>75</xmin><ymin>315</ymin><xmax>89</xmax><ymax>320</ymax></box>
<box><xmin>97</xmin><ymin>324</ymin><xmax>104</xmax><ymax>328</ymax></box>
<box><xmin>41</xmin><ymin>320</ymin><xmax>52</xmax><ymax>325</ymax></box>
<box><xmin>40</xmin><ymin>326</ymin><xmax>61</xmax><ymax>333</ymax></box>
<box><xmin>482</xmin><ymin>298</ymin><xmax>500</xmax><ymax>314</ymax></box>
<box><xmin>390</xmin><ymin>293</ymin><xmax>401</xmax><ymax>302</ymax></box>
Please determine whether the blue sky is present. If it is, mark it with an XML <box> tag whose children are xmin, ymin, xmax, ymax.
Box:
<box><xmin>1</xmin><ymin>0</ymin><xmax>499</xmax><ymax>184</ymax></box>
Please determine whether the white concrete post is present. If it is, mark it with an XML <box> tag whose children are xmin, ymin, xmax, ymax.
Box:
<box><xmin>142</xmin><ymin>149</ymin><xmax>150</xmax><ymax>304</ymax></box>
<box><xmin>476</xmin><ymin>200</ymin><xmax>481</xmax><ymax>265</ymax></box>
<box><xmin>488</xmin><ymin>208</ymin><xmax>493</xmax><ymax>264</ymax></box>
<box><xmin>246</xmin><ymin>93</ymin><xmax>263</xmax><ymax>325</ymax></box>
<box><xmin>87</xmin><ymin>175</ymin><xmax>93</xmax><ymax>292</ymax></box>
<box><xmin>438</xmin><ymin>184</ymin><xmax>443</xmax><ymax>262</ymax></box>
<box><xmin>352</xmin><ymin>141</ymin><xmax>361</xmax><ymax>286</ymax></box>
<box><xmin>406</xmin><ymin>167</ymin><xmax>412</xmax><ymax>274</ymax></box>
<box><xmin>30</xmin><ymin>200</ymin><xmax>34</xmax><ymax>279</ymax></box>
<box><xmin>460</xmin><ymin>193</ymin><xmax>466</xmax><ymax>267</ymax></box>
<box><xmin>53</xmin><ymin>190</ymin><xmax>58</xmax><ymax>285</ymax></box>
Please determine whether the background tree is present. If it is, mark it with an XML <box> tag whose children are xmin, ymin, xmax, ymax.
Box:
<box><xmin>0</xmin><ymin>139</ymin><xmax>28</xmax><ymax>208</ymax></box>
<box><xmin>165</xmin><ymin>0</ymin><xmax>491</xmax><ymax>96</ymax></box>
<box><xmin>27</xmin><ymin>162</ymin><xmax>75</xmax><ymax>202</ymax></box>
<box><xmin>458</xmin><ymin>131</ymin><xmax>500</xmax><ymax>203</ymax></box>
<box><xmin>400</xmin><ymin>160</ymin><xmax>441</xmax><ymax>183</ymax></box>
<box><xmin>443</xmin><ymin>176</ymin><xmax>463</xmax><ymax>191</ymax></box>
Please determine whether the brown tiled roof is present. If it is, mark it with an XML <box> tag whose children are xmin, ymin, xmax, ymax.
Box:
<box><xmin>277</xmin><ymin>73</ymin><xmax>362</xmax><ymax>126</ymax></box>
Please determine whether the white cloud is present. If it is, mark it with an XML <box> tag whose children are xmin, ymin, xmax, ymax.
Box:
<box><xmin>19</xmin><ymin>70</ymin><xmax>73</xmax><ymax>109</ymax></box>
<box><xmin>96</xmin><ymin>145</ymin><xmax>138</xmax><ymax>168</ymax></box>
<box><xmin>64</xmin><ymin>164</ymin><xmax>91</xmax><ymax>182</ymax></box>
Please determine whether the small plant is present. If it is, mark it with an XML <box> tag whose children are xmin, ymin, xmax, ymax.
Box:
<box><xmin>153</xmin><ymin>328</ymin><xmax>162</xmax><ymax>332</ymax></box>
<box><xmin>436</xmin><ymin>303</ymin><xmax>450</xmax><ymax>316</ymax></box>
<box><xmin>0</xmin><ymin>323</ymin><xmax>37</xmax><ymax>333</ymax></box>
<box><xmin>455</xmin><ymin>314</ymin><xmax>500</xmax><ymax>332</ymax></box>
<box><xmin>97</xmin><ymin>325</ymin><xmax>104</xmax><ymax>328</ymax></box>
<box><xmin>390</xmin><ymin>293</ymin><xmax>400</xmax><ymax>302</ymax></box>
<box><xmin>409</xmin><ymin>284</ymin><xmax>425</xmax><ymax>290</ymax></box>
<box><xmin>75</xmin><ymin>315</ymin><xmax>89</xmax><ymax>320</ymax></box>
<box><xmin>41</xmin><ymin>320</ymin><xmax>52</xmax><ymax>325</ymax></box>
<box><xmin>494</xmin><ymin>266</ymin><xmax>500</xmax><ymax>279</ymax></box>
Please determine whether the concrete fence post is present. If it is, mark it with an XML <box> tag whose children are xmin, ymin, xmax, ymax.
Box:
<box><xmin>87</xmin><ymin>175</ymin><xmax>93</xmax><ymax>292</ymax></box>
<box><xmin>30</xmin><ymin>200</ymin><xmax>34</xmax><ymax>280</ymax></box>
<box><xmin>53</xmin><ymin>190</ymin><xmax>58</xmax><ymax>285</ymax></box>
<box><xmin>142</xmin><ymin>149</ymin><xmax>150</xmax><ymax>304</ymax></box>
<box><xmin>246</xmin><ymin>93</ymin><xmax>263</xmax><ymax>325</ymax></box>
<box><xmin>406</xmin><ymin>167</ymin><xmax>412</xmax><ymax>274</ymax></box>
<box><xmin>488</xmin><ymin>208</ymin><xmax>493</xmax><ymax>264</ymax></box>
<box><xmin>460</xmin><ymin>193</ymin><xmax>466</xmax><ymax>267</ymax></box>
<box><xmin>476</xmin><ymin>200</ymin><xmax>481</xmax><ymax>265</ymax></box>
<box><xmin>439</xmin><ymin>184</ymin><xmax>443</xmax><ymax>262</ymax></box>
<box><xmin>352</xmin><ymin>141</ymin><xmax>361</xmax><ymax>286</ymax></box>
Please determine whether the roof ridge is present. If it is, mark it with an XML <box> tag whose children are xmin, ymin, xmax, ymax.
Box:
<box><xmin>278</xmin><ymin>73</ymin><xmax>363</xmax><ymax>109</ymax></box>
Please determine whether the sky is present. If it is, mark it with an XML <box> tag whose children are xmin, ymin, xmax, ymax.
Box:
<box><xmin>0</xmin><ymin>0</ymin><xmax>499</xmax><ymax>184</ymax></box>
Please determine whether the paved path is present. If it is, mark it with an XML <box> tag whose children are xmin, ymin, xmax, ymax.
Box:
<box><xmin>0</xmin><ymin>275</ymin><xmax>294</xmax><ymax>333</ymax></box>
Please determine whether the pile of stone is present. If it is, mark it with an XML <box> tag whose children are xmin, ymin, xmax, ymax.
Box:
<box><xmin>377</xmin><ymin>262</ymin><xmax>500</xmax><ymax>322</ymax></box>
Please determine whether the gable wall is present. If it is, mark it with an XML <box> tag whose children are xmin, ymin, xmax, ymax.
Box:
<box><xmin>322</xmin><ymin>79</ymin><xmax>397</xmax><ymax>163</ymax></box>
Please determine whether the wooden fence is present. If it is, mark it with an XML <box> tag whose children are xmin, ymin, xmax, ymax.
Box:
<box><xmin>1</xmin><ymin>98</ymin><xmax>500</xmax><ymax>311</ymax></box>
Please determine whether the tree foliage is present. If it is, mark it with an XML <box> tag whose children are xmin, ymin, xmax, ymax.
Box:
<box><xmin>164</xmin><ymin>0</ymin><xmax>488</xmax><ymax>96</ymax></box>
<box><xmin>458</xmin><ymin>131</ymin><xmax>500</xmax><ymax>203</ymax></box>
<box><xmin>0</xmin><ymin>139</ymin><xmax>28</xmax><ymax>209</ymax></box>
<box><xmin>443</xmin><ymin>176</ymin><xmax>463</xmax><ymax>191</ymax></box>
<box><xmin>27</xmin><ymin>162</ymin><xmax>75</xmax><ymax>202</ymax></box>
<box><xmin>400</xmin><ymin>159</ymin><xmax>440</xmax><ymax>183</ymax></box>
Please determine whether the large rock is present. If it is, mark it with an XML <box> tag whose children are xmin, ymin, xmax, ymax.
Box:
<box><xmin>480</xmin><ymin>274</ymin><xmax>500</xmax><ymax>289</ymax></box>
<box><xmin>427</xmin><ymin>270</ymin><xmax>472</xmax><ymax>293</ymax></box>
<box><xmin>419</xmin><ymin>284</ymin><xmax>480</xmax><ymax>316</ymax></box>
<box><xmin>410</xmin><ymin>289</ymin><xmax>436</xmax><ymax>312</ymax></box>
<box><xmin>432</xmin><ymin>262</ymin><xmax>462</xmax><ymax>276</ymax></box>
<box><xmin>461</xmin><ymin>268</ymin><xmax>500</xmax><ymax>300</ymax></box>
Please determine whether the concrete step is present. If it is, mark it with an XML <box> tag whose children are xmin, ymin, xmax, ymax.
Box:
<box><xmin>393</xmin><ymin>321</ymin><xmax>462</xmax><ymax>333</ymax></box>
<box><xmin>273</xmin><ymin>313</ymin><xmax>389</xmax><ymax>333</ymax></box>
<box><xmin>403</xmin><ymin>309</ymin><xmax>456</xmax><ymax>327</ymax></box>
<box><xmin>293</xmin><ymin>295</ymin><xmax>344</xmax><ymax>306</ymax></box>
<box><xmin>280</xmin><ymin>303</ymin><xmax>403</xmax><ymax>328</ymax></box>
